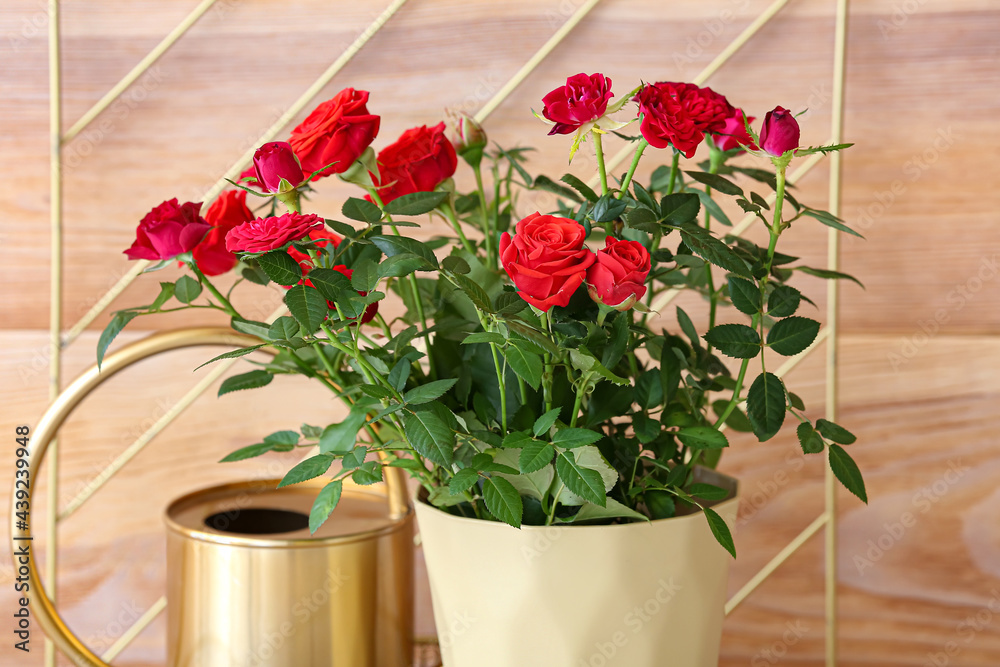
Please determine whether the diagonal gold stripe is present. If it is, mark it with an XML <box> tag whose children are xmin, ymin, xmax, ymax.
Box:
<box><xmin>61</xmin><ymin>0</ymin><xmax>220</xmax><ymax>143</ymax></box>
<box><xmin>62</xmin><ymin>0</ymin><xmax>411</xmax><ymax>348</ymax></box>
<box><xmin>58</xmin><ymin>304</ymin><xmax>286</xmax><ymax>521</ymax></box>
<box><xmin>99</xmin><ymin>596</ymin><xmax>167</xmax><ymax>662</ymax></box>
<box><xmin>725</xmin><ymin>511</ymin><xmax>828</xmax><ymax>616</ymax></box>
<box><xmin>591</xmin><ymin>0</ymin><xmax>795</xmax><ymax>188</ymax></box>
<box><xmin>474</xmin><ymin>0</ymin><xmax>602</xmax><ymax>124</ymax></box>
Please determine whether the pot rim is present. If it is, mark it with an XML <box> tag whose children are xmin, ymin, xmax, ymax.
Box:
<box><xmin>164</xmin><ymin>478</ymin><xmax>413</xmax><ymax>549</ymax></box>
<box><xmin>415</xmin><ymin>467</ymin><xmax>739</xmax><ymax>533</ymax></box>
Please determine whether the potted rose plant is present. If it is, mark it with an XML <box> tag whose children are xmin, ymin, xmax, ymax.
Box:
<box><xmin>102</xmin><ymin>75</ymin><xmax>866</xmax><ymax>666</ymax></box>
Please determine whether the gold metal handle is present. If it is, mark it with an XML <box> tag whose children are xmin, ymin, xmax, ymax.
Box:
<box><xmin>10</xmin><ymin>327</ymin><xmax>411</xmax><ymax>666</ymax></box>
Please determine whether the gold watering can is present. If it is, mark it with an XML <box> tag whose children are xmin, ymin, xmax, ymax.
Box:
<box><xmin>11</xmin><ymin>328</ymin><xmax>414</xmax><ymax>666</ymax></box>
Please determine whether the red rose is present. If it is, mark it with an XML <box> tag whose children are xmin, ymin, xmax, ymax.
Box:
<box><xmin>253</xmin><ymin>141</ymin><xmax>304</xmax><ymax>193</ymax></box>
<box><xmin>586</xmin><ymin>237</ymin><xmax>651</xmax><ymax>311</ymax></box>
<box><xmin>124</xmin><ymin>199</ymin><xmax>210</xmax><ymax>261</ymax></box>
<box><xmin>193</xmin><ymin>190</ymin><xmax>255</xmax><ymax>276</ymax></box>
<box><xmin>225</xmin><ymin>212</ymin><xmax>323</xmax><ymax>254</ymax></box>
<box><xmin>286</xmin><ymin>229</ymin><xmax>343</xmax><ymax>273</ymax></box>
<box><xmin>759</xmin><ymin>106</ymin><xmax>800</xmax><ymax>157</ymax></box>
<box><xmin>542</xmin><ymin>73</ymin><xmax>614</xmax><ymax>135</ymax></box>
<box><xmin>371</xmin><ymin>123</ymin><xmax>457</xmax><ymax>204</ymax></box>
<box><xmin>499</xmin><ymin>213</ymin><xmax>595</xmax><ymax>311</ymax></box>
<box><xmin>289</xmin><ymin>88</ymin><xmax>380</xmax><ymax>181</ymax></box>
<box><xmin>713</xmin><ymin>109</ymin><xmax>757</xmax><ymax>153</ymax></box>
<box><xmin>635</xmin><ymin>82</ymin><xmax>734</xmax><ymax>158</ymax></box>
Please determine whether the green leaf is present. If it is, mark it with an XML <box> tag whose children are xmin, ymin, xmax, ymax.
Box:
<box><xmin>556</xmin><ymin>451</ymin><xmax>607</xmax><ymax>506</ymax></box>
<box><xmin>632</xmin><ymin>413</ymin><xmax>660</xmax><ymax>444</ymax></box>
<box><xmin>502</xmin><ymin>431</ymin><xmax>536</xmax><ymax>448</ymax></box>
<box><xmin>632</xmin><ymin>180</ymin><xmax>658</xmax><ymax>211</ymax></box>
<box><xmin>462</xmin><ymin>332</ymin><xmax>505</xmax><ymax>345</ymax></box>
<box><xmin>802</xmin><ymin>208</ymin><xmax>865</xmax><ymax>238</ymax></box>
<box><xmin>194</xmin><ymin>344</ymin><xmax>266</xmax><ymax>371</ymax></box>
<box><xmin>816</xmin><ymin>419</ymin><xmax>857</xmax><ymax>445</ymax></box>
<box><xmin>268</xmin><ymin>316</ymin><xmax>300</xmax><ymax>342</ymax></box>
<box><xmin>796</xmin><ymin>266</ymin><xmax>864</xmax><ymax>289</ymax></box>
<box><xmin>97</xmin><ymin>310</ymin><xmax>138</xmax><ymax>369</ymax></box>
<box><xmin>482</xmin><ymin>476</ymin><xmax>523</xmax><ymax>528</ymax></box>
<box><xmin>659</xmin><ymin>193</ymin><xmax>701</xmax><ymax>225</ymax></box>
<box><xmin>533</xmin><ymin>408</ymin><xmax>562</xmax><ymax>437</ymax></box>
<box><xmin>687</xmin><ymin>483</ymin><xmax>730</xmax><ymax>501</ymax></box>
<box><xmin>768</xmin><ymin>284</ymin><xmax>801</xmax><ymax>317</ymax></box>
<box><xmin>219</xmin><ymin>442</ymin><xmax>275</xmax><ymax>462</ymax></box>
<box><xmin>797</xmin><ymin>422</ymin><xmax>825</xmax><ymax>454</ymax></box>
<box><xmin>352</xmin><ymin>460</ymin><xmax>383</xmax><ymax>485</ymax></box>
<box><xmin>384</xmin><ymin>191</ymin><xmax>449</xmax><ymax>216</ymax></box>
<box><xmin>568</xmin><ymin>348</ymin><xmax>629</xmax><ymax>386</ymax></box>
<box><xmin>450</xmin><ymin>273</ymin><xmax>493</xmax><ymax>313</ymax></box>
<box><xmin>767</xmin><ymin>316</ymin><xmax>821</xmax><ymax>356</ymax></box>
<box><xmin>218</xmin><ymin>370</ymin><xmax>273</xmax><ymax>396</ymax></box>
<box><xmin>404</xmin><ymin>379</ymin><xmax>458</xmax><ymax>405</ymax></box>
<box><xmin>635</xmin><ymin>371</ymin><xmax>664</xmax><ymax>410</ymax></box>
<box><xmin>379</xmin><ymin>253</ymin><xmax>432</xmax><ymax>280</ymax></box>
<box><xmin>350</xmin><ymin>259</ymin><xmax>379</xmax><ymax>292</ymax></box>
<box><xmin>679</xmin><ymin>226</ymin><xmax>752</xmax><ymax>278</ymax></box>
<box><xmin>264</xmin><ymin>430</ymin><xmax>299</xmax><ymax>446</ymax></box>
<box><xmin>258</xmin><ymin>250</ymin><xmax>303</xmax><ymax>286</ymax></box>
<box><xmin>387</xmin><ymin>359</ymin><xmax>411</xmax><ymax>392</ymax></box>
<box><xmin>533</xmin><ymin>174</ymin><xmax>582</xmax><ymax>202</ymax></box>
<box><xmin>746</xmin><ymin>372</ymin><xmax>786</xmax><ymax>441</ymax></box>
<box><xmin>174</xmin><ymin>275</ymin><xmax>202</xmax><ymax>303</ymax></box>
<box><xmin>502</xmin><ymin>344</ymin><xmax>543</xmax><ymax>391</ymax></box>
<box><xmin>685</xmin><ymin>170</ymin><xmax>744</xmax><ymax>196</ymax></box>
<box><xmin>570</xmin><ymin>498</ymin><xmax>648</xmax><ymax>523</ymax></box>
<box><xmin>442</xmin><ymin>255</ymin><xmax>471</xmax><ymax>275</ymax></box>
<box><xmin>695</xmin><ymin>188</ymin><xmax>733</xmax><ymax>227</ymax></box>
<box><xmin>403</xmin><ymin>409</ymin><xmax>455</xmax><ymax>467</ymax></box>
<box><xmin>283</xmin><ymin>285</ymin><xmax>329</xmax><ymax>334</ymax></box>
<box><xmin>518</xmin><ymin>441</ymin><xmax>555</xmax><ymax>474</ymax></box>
<box><xmin>494</xmin><ymin>291</ymin><xmax>527</xmax><ymax>315</ymax></box>
<box><xmin>309</xmin><ymin>267</ymin><xmax>355</xmax><ymax>302</ymax></box>
<box><xmin>590</xmin><ymin>194</ymin><xmax>628</xmax><ymax>223</ymax></box>
<box><xmin>704</xmin><ymin>507</ymin><xmax>736</xmax><ymax>557</ymax></box>
<box><xmin>728</xmin><ymin>276</ymin><xmax>761</xmax><ymax>315</ymax></box>
<box><xmin>449</xmin><ymin>467</ymin><xmax>480</xmax><ymax>495</ymax></box>
<box><xmin>829</xmin><ymin>444</ymin><xmax>867</xmax><ymax>503</ymax></box>
<box><xmin>278</xmin><ymin>453</ymin><xmax>335</xmax><ymax>487</ymax></box>
<box><xmin>358</xmin><ymin>384</ymin><xmax>393</xmax><ymax>400</ymax></box>
<box><xmin>676</xmin><ymin>426</ymin><xmax>729</xmax><ymax>450</ymax></box>
<box><xmin>319</xmin><ymin>404</ymin><xmax>370</xmax><ymax>453</ymax></box>
<box><xmin>560</xmin><ymin>173</ymin><xmax>599</xmax><ymax>202</ymax></box>
<box><xmin>552</xmin><ymin>428</ymin><xmax>602</xmax><ymax>449</ymax></box>
<box><xmin>150</xmin><ymin>282</ymin><xmax>175</xmax><ymax>310</ymax></box>
<box><xmin>309</xmin><ymin>480</ymin><xmax>343</xmax><ymax>533</ymax></box>
<box><xmin>230</xmin><ymin>316</ymin><xmax>270</xmax><ymax>339</ymax></box>
<box><xmin>342</xmin><ymin>197</ymin><xmax>384</xmax><ymax>223</ymax></box>
<box><xmin>370</xmin><ymin>235</ymin><xmax>439</xmax><ymax>268</ymax></box>
<box><xmin>704</xmin><ymin>324</ymin><xmax>761</xmax><ymax>359</ymax></box>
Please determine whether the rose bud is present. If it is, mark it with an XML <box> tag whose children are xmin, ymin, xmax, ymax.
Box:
<box><xmin>542</xmin><ymin>73</ymin><xmax>614</xmax><ymax>135</ymax></box>
<box><xmin>252</xmin><ymin>141</ymin><xmax>305</xmax><ymax>193</ymax></box>
<box><xmin>713</xmin><ymin>108</ymin><xmax>757</xmax><ymax>152</ymax></box>
<box><xmin>759</xmin><ymin>106</ymin><xmax>800</xmax><ymax>157</ymax></box>
<box><xmin>124</xmin><ymin>198</ymin><xmax>210</xmax><ymax>261</ymax></box>
<box><xmin>586</xmin><ymin>237</ymin><xmax>651</xmax><ymax>312</ymax></box>
<box><xmin>192</xmin><ymin>190</ymin><xmax>255</xmax><ymax>276</ymax></box>
<box><xmin>370</xmin><ymin>123</ymin><xmax>457</xmax><ymax>204</ymax></box>
<box><xmin>289</xmin><ymin>88</ymin><xmax>381</xmax><ymax>181</ymax></box>
<box><xmin>446</xmin><ymin>110</ymin><xmax>488</xmax><ymax>167</ymax></box>
<box><xmin>499</xmin><ymin>212</ymin><xmax>595</xmax><ymax>312</ymax></box>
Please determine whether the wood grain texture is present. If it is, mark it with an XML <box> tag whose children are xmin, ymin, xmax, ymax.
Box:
<box><xmin>1</xmin><ymin>0</ymin><xmax>998</xmax><ymax>664</ymax></box>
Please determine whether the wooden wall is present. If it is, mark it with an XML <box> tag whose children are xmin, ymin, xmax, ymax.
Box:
<box><xmin>2</xmin><ymin>0</ymin><xmax>999</xmax><ymax>664</ymax></box>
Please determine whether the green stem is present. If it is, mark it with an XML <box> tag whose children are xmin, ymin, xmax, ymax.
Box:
<box><xmin>593</xmin><ymin>131</ymin><xmax>609</xmax><ymax>196</ymax></box>
<box><xmin>616</xmin><ymin>138</ymin><xmax>648</xmax><ymax>200</ymax></box>
<box><xmin>569</xmin><ymin>382</ymin><xmax>586</xmax><ymax>428</ymax></box>
<box><xmin>322</xmin><ymin>322</ymin><xmax>403</xmax><ymax>402</ymax></box>
<box><xmin>712</xmin><ymin>321</ymin><xmax>755</xmax><ymax>430</ymax></box>
<box><xmin>704</xmin><ymin>149</ymin><xmax>723</xmax><ymax>353</ymax></box>
<box><xmin>545</xmin><ymin>483</ymin><xmax>564</xmax><ymax>526</ymax></box>
<box><xmin>539</xmin><ymin>311</ymin><xmax>554</xmax><ymax>413</ymax></box>
<box><xmin>189</xmin><ymin>263</ymin><xmax>239</xmax><ymax>317</ymax></box>
<box><xmin>473</xmin><ymin>163</ymin><xmax>494</xmax><ymax>270</ymax></box>
<box><xmin>490</xmin><ymin>343</ymin><xmax>508</xmax><ymax>432</ymax></box>
<box><xmin>665</xmin><ymin>152</ymin><xmax>680</xmax><ymax>194</ymax></box>
<box><xmin>441</xmin><ymin>199</ymin><xmax>476</xmax><ymax>255</ymax></box>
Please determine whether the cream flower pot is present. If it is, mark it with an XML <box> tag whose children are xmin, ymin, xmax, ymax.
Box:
<box><xmin>414</xmin><ymin>468</ymin><xmax>739</xmax><ymax>667</ymax></box>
